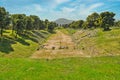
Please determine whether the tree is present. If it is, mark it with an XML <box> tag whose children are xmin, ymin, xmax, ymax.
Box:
<box><xmin>30</xmin><ymin>15</ymin><xmax>41</xmax><ymax>30</ymax></box>
<box><xmin>11</xmin><ymin>14</ymin><xmax>26</xmax><ymax>37</ymax></box>
<box><xmin>11</xmin><ymin>14</ymin><xmax>17</xmax><ymax>35</ymax></box>
<box><xmin>44</xmin><ymin>19</ymin><xmax>49</xmax><ymax>30</ymax></box>
<box><xmin>39</xmin><ymin>20</ymin><xmax>46</xmax><ymax>30</ymax></box>
<box><xmin>48</xmin><ymin>22</ymin><xmax>56</xmax><ymax>32</ymax></box>
<box><xmin>62</xmin><ymin>24</ymin><xmax>69</xmax><ymax>28</ymax></box>
<box><xmin>86</xmin><ymin>12</ymin><xmax>100</xmax><ymax>28</ymax></box>
<box><xmin>115</xmin><ymin>20</ymin><xmax>120</xmax><ymax>27</ymax></box>
<box><xmin>69</xmin><ymin>20</ymin><xmax>84</xmax><ymax>29</ymax></box>
<box><xmin>100</xmin><ymin>12</ymin><xmax>115</xmax><ymax>31</ymax></box>
<box><xmin>25</xmin><ymin>16</ymin><xmax>34</xmax><ymax>30</ymax></box>
<box><xmin>77</xmin><ymin>20</ymin><xmax>84</xmax><ymax>28</ymax></box>
<box><xmin>0</xmin><ymin>7</ymin><xmax>10</xmax><ymax>36</ymax></box>
<box><xmin>82</xmin><ymin>21</ymin><xmax>88</xmax><ymax>29</ymax></box>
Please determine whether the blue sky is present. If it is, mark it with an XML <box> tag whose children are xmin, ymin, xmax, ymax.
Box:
<box><xmin>0</xmin><ymin>0</ymin><xmax>120</xmax><ymax>21</ymax></box>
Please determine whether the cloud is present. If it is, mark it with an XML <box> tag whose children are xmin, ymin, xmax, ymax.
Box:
<box><xmin>49</xmin><ymin>0</ymin><xmax>71</xmax><ymax>9</ymax></box>
<box><xmin>88</xmin><ymin>3</ymin><xmax>104</xmax><ymax>10</ymax></box>
<box><xmin>39</xmin><ymin>2</ymin><xmax>104</xmax><ymax>21</ymax></box>
<box><xmin>9</xmin><ymin>4</ymin><xmax>44</xmax><ymax>17</ymax></box>
<box><xmin>75</xmin><ymin>3</ymin><xmax>104</xmax><ymax>19</ymax></box>
<box><xmin>33</xmin><ymin>4</ymin><xmax>43</xmax><ymax>12</ymax></box>
<box><xmin>24</xmin><ymin>4</ymin><xmax>43</xmax><ymax>13</ymax></box>
<box><xmin>55</xmin><ymin>0</ymin><xmax>70</xmax><ymax>4</ymax></box>
<box><xmin>61</xmin><ymin>7</ymin><xmax>75</xmax><ymax>13</ymax></box>
<box><xmin>52</xmin><ymin>2</ymin><xmax>104</xmax><ymax>20</ymax></box>
<box><xmin>2</xmin><ymin>0</ymin><xmax>119</xmax><ymax>21</ymax></box>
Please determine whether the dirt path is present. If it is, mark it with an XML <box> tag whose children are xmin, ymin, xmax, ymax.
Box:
<box><xmin>30</xmin><ymin>30</ymin><xmax>84</xmax><ymax>59</ymax></box>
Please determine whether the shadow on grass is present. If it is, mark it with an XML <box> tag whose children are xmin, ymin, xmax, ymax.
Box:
<box><xmin>20</xmin><ymin>30</ymin><xmax>50</xmax><ymax>43</ymax></box>
<box><xmin>32</xmin><ymin>31</ymin><xmax>45</xmax><ymax>38</ymax></box>
<box><xmin>0</xmin><ymin>35</ymin><xmax>30</xmax><ymax>54</ymax></box>
<box><xmin>0</xmin><ymin>30</ymin><xmax>50</xmax><ymax>54</ymax></box>
<box><xmin>41</xmin><ymin>31</ymin><xmax>49</xmax><ymax>34</ymax></box>
<box><xmin>19</xmin><ymin>32</ymin><xmax>38</xmax><ymax>43</ymax></box>
<box><xmin>3</xmin><ymin>30</ymin><xmax>10</xmax><ymax>33</ymax></box>
<box><xmin>0</xmin><ymin>36</ymin><xmax>15</xmax><ymax>54</ymax></box>
<box><xmin>46</xmin><ymin>29</ymin><xmax>56</xmax><ymax>33</ymax></box>
<box><xmin>16</xmin><ymin>38</ymin><xmax>30</xmax><ymax>46</ymax></box>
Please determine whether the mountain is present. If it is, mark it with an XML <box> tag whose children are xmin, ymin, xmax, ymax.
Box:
<box><xmin>55</xmin><ymin>18</ymin><xmax>73</xmax><ymax>25</ymax></box>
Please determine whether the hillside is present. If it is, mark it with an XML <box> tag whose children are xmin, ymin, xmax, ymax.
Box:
<box><xmin>0</xmin><ymin>30</ymin><xmax>51</xmax><ymax>58</ymax></box>
<box><xmin>1</xmin><ymin>28</ymin><xmax>120</xmax><ymax>58</ymax></box>
<box><xmin>0</xmin><ymin>28</ymin><xmax>120</xmax><ymax>80</ymax></box>
<box><xmin>27</xmin><ymin>28</ymin><xmax>120</xmax><ymax>59</ymax></box>
<box><xmin>68</xmin><ymin>28</ymin><xmax>120</xmax><ymax>57</ymax></box>
<box><xmin>55</xmin><ymin>18</ymin><xmax>73</xmax><ymax>25</ymax></box>
<box><xmin>0</xmin><ymin>1</ymin><xmax>120</xmax><ymax>80</ymax></box>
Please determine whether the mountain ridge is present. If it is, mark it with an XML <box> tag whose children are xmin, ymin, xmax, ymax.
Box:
<box><xmin>55</xmin><ymin>18</ymin><xmax>73</xmax><ymax>25</ymax></box>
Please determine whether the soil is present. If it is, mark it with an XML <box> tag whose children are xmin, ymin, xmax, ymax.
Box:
<box><xmin>30</xmin><ymin>30</ymin><xmax>85</xmax><ymax>59</ymax></box>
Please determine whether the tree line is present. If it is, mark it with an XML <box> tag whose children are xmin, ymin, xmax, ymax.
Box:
<box><xmin>0</xmin><ymin>6</ymin><xmax>119</xmax><ymax>38</ymax></box>
<box><xmin>64</xmin><ymin>12</ymin><xmax>117</xmax><ymax>31</ymax></box>
<box><xmin>0</xmin><ymin>7</ymin><xmax>57</xmax><ymax>37</ymax></box>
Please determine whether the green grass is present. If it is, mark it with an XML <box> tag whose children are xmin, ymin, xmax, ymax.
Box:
<box><xmin>58</xmin><ymin>28</ymin><xmax>77</xmax><ymax>35</ymax></box>
<box><xmin>94</xmin><ymin>28</ymin><xmax>120</xmax><ymax>55</ymax></box>
<box><xmin>0</xmin><ymin>28</ymin><xmax>120</xmax><ymax>80</ymax></box>
<box><xmin>0</xmin><ymin>56</ymin><xmax>120</xmax><ymax>80</ymax></box>
<box><xmin>72</xmin><ymin>28</ymin><xmax>120</xmax><ymax>56</ymax></box>
<box><xmin>66</xmin><ymin>28</ymin><xmax>77</xmax><ymax>35</ymax></box>
<box><xmin>0</xmin><ymin>30</ymin><xmax>51</xmax><ymax>58</ymax></box>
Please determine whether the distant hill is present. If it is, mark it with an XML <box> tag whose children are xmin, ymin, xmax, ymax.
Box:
<box><xmin>55</xmin><ymin>18</ymin><xmax>73</xmax><ymax>25</ymax></box>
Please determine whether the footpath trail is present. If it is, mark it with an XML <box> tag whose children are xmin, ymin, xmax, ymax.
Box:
<box><xmin>30</xmin><ymin>30</ymin><xmax>84</xmax><ymax>59</ymax></box>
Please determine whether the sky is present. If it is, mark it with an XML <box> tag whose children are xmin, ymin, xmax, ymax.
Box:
<box><xmin>0</xmin><ymin>0</ymin><xmax>120</xmax><ymax>21</ymax></box>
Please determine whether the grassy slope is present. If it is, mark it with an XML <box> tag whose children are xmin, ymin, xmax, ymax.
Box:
<box><xmin>0</xmin><ymin>30</ymin><xmax>51</xmax><ymax>58</ymax></box>
<box><xmin>0</xmin><ymin>56</ymin><xmax>120</xmax><ymax>80</ymax></box>
<box><xmin>58</xmin><ymin>28</ymin><xmax>77</xmax><ymax>35</ymax></box>
<box><xmin>95</xmin><ymin>28</ymin><xmax>120</xmax><ymax>55</ymax></box>
<box><xmin>0</xmin><ymin>28</ymin><xmax>120</xmax><ymax>80</ymax></box>
<box><xmin>70</xmin><ymin>28</ymin><xmax>120</xmax><ymax>56</ymax></box>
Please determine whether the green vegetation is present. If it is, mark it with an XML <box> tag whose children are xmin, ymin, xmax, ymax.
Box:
<box><xmin>68</xmin><ymin>20</ymin><xmax>84</xmax><ymax>29</ymax></box>
<box><xmin>0</xmin><ymin>7</ymin><xmax>57</xmax><ymax>38</ymax></box>
<box><xmin>0</xmin><ymin>7</ymin><xmax>10</xmax><ymax>36</ymax></box>
<box><xmin>0</xmin><ymin>6</ymin><xmax>120</xmax><ymax>80</ymax></box>
<box><xmin>0</xmin><ymin>56</ymin><xmax>120</xmax><ymax>80</ymax></box>
<box><xmin>71</xmin><ymin>28</ymin><xmax>120</xmax><ymax>56</ymax></box>
<box><xmin>0</xmin><ymin>7</ymin><xmax>53</xmax><ymax>57</ymax></box>
<box><xmin>0</xmin><ymin>7</ymin><xmax>116</xmax><ymax>38</ymax></box>
<box><xmin>0</xmin><ymin>30</ymin><xmax>51</xmax><ymax>58</ymax></box>
<box><xmin>69</xmin><ymin>12</ymin><xmax>115</xmax><ymax>30</ymax></box>
<box><xmin>115</xmin><ymin>20</ymin><xmax>120</xmax><ymax>27</ymax></box>
<box><xmin>58</xmin><ymin>28</ymin><xmax>77</xmax><ymax>35</ymax></box>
